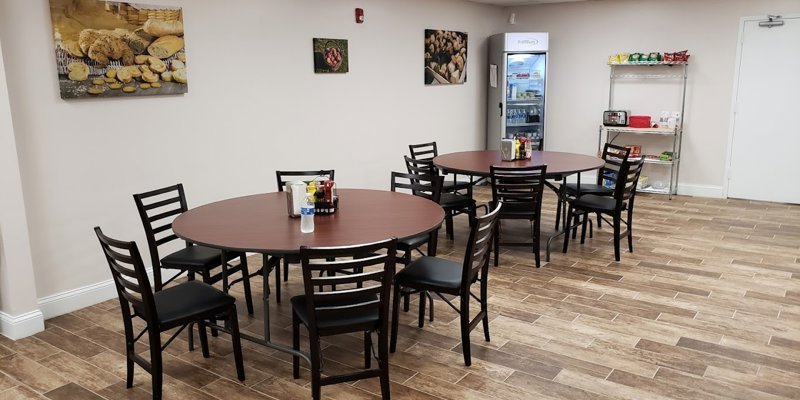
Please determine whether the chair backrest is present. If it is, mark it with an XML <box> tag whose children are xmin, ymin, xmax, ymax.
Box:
<box><xmin>461</xmin><ymin>203</ymin><xmax>502</xmax><ymax>290</ymax></box>
<box><xmin>276</xmin><ymin>170</ymin><xmax>335</xmax><ymax>192</ymax></box>
<box><xmin>489</xmin><ymin>165</ymin><xmax>548</xmax><ymax>216</ymax></box>
<box><xmin>94</xmin><ymin>227</ymin><xmax>157</xmax><ymax>329</ymax></box>
<box><xmin>614</xmin><ymin>158</ymin><xmax>645</xmax><ymax>205</ymax></box>
<box><xmin>299</xmin><ymin>239</ymin><xmax>397</xmax><ymax>335</ymax></box>
<box><xmin>408</xmin><ymin>142</ymin><xmax>439</xmax><ymax>160</ymax></box>
<box><xmin>404</xmin><ymin>156</ymin><xmax>439</xmax><ymax>177</ymax></box>
<box><xmin>390</xmin><ymin>171</ymin><xmax>443</xmax><ymax>203</ymax></box>
<box><xmin>596</xmin><ymin>143</ymin><xmax>632</xmax><ymax>188</ymax></box>
<box><xmin>133</xmin><ymin>183</ymin><xmax>189</xmax><ymax>288</ymax></box>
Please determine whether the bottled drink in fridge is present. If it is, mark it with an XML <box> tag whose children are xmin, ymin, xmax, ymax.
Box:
<box><xmin>300</xmin><ymin>193</ymin><xmax>315</xmax><ymax>233</ymax></box>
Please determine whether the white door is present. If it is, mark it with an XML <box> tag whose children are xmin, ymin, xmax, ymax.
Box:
<box><xmin>728</xmin><ymin>16</ymin><xmax>800</xmax><ymax>204</ymax></box>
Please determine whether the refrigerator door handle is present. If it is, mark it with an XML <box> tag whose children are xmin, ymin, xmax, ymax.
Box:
<box><xmin>499</xmin><ymin>102</ymin><xmax>503</xmax><ymax>116</ymax></box>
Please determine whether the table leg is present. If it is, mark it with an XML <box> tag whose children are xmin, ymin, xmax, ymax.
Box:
<box><xmin>216</xmin><ymin>253</ymin><xmax>311</xmax><ymax>366</ymax></box>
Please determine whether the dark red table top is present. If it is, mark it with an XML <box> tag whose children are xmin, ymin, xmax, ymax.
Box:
<box><xmin>433</xmin><ymin>150</ymin><xmax>604</xmax><ymax>178</ymax></box>
<box><xmin>172</xmin><ymin>189</ymin><xmax>445</xmax><ymax>255</ymax></box>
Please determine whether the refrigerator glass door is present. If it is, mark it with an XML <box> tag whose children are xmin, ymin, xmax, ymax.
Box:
<box><xmin>505</xmin><ymin>53</ymin><xmax>546</xmax><ymax>149</ymax></box>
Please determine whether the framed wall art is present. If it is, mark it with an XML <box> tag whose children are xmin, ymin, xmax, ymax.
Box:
<box><xmin>313</xmin><ymin>38</ymin><xmax>349</xmax><ymax>74</ymax></box>
<box><xmin>424</xmin><ymin>29</ymin><xmax>467</xmax><ymax>85</ymax></box>
<box><xmin>49</xmin><ymin>0</ymin><xmax>188</xmax><ymax>99</ymax></box>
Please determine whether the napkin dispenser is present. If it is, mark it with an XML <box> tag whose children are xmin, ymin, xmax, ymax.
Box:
<box><xmin>500</xmin><ymin>139</ymin><xmax>515</xmax><ymax>161</ymax></box>
<box><xmin>285</xmin><ymin>181</ymin><xmax>307</xmax><ymax>217</ymax></box>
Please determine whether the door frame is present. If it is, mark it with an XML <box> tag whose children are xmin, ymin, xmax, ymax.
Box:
<box><xmin>723</xmin><ymin>14</ymin><xmax>799</xmax><ymax>198</ymax></box>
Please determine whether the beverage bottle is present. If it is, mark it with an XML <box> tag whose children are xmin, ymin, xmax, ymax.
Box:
<box><xmin>300</xmin><ymin>193</ymin><xmax>315</xmax><ymax>233</ymax></box>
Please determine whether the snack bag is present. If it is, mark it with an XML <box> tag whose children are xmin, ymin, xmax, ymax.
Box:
<box><xmin>647</xmin><ymin>52</ymin><xmax>661</xmax><ymax>62</ymax></box>
<box><xmin>608</xmin><ymin>54</ymin><xmax>619</xmax><ymax>64</ymax></box>
<box><xmin>618</xmin><ymin>52</ymin><xmax>630</xmax><ymax>64</ymax></box>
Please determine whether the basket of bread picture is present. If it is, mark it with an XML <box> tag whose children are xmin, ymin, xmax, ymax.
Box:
<box><xmin>52</xmin><ymin>1</ymin><xmax>188</xmax><ymax>99</ymax></box>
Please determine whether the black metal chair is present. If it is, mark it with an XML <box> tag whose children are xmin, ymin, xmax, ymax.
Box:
<box><xmin>390</xmin><ymin>202</ymin><xmax>502</xmax><ymax>366</ymax></box>
<box><xmin>490</xmin><ymin>165</ymin><xmax>548</xmax><ymax>268</ymax></box>
<box><xmin>133</xmin><ymin>184</ymin><xmax>255</xmax><ymax>337</ymax></box>
<box><xmin>555</xmin><ymin>143</ymin><xmax>631</xmax><ymax>230</ymax></box>
<box><xmin>94</xmin><ymin>227</ymin><xmax>244</xmax><ymax>400</ymax></box>
<box><xmin>274</xmin><ymin>169</ymin><xmax>335</xmax><ymax>303</ymax></box>
<box><xmin>405</xmin><ymin>156</ymin><xmax>475</xmax><ymax>240</ymax></box>
<box><xmin>390</xmin><ymin>171</ymin><xmax>443</xmax><ymax>265</ymax></box>
<box><xmin>292</xmin><ymin>239</ymin><xmax>396</xmax><ymax>400</ymax></box>
<box><xmin>562</xmin><ymin>157</ymin><xmax>645</xmax><ymax>261</ymax></box>
<box><xmin>408</xmin><ymin>141</ymin><xmax>473</xmax><ymax>195</ymax></box>
<box><xmin>390</xmin><ymin>171</ymin><xmax>444</xmax><ymax>321</ymax></box>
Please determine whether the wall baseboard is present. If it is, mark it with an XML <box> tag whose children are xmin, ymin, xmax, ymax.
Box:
<box><xmin>38</xmin><ymin>267</ymin><xmax>171</xmax><ymax>320</ymax></box>
<box><xmin>677</xmin><ymin>183</ymin><xmax>724</xmax><ymax>198</ymax></box>
<box><xmin>38</xmin><ymin>279</ymin><xmax>117</xmax><ymax>319</ymax></box>
<box><xmin>0</xmin><ymin>309</ymin><xmax>44</xmax><ymax>340</ymax></box>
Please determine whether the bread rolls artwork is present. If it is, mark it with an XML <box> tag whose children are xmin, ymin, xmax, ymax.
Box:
<box><xmin>49</xmin><ymin>0</ymin><xmax>188</xmax><ymax>99</ymax></box>
<box><xmin>424</xmin><ymin>29</ymin><xmax>467</xmax><ymax>85</ymax></box>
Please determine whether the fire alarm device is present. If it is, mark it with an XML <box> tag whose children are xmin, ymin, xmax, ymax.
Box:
<box><xmin>355</xmin><ymin>8</ymin><xmax>364</xmax><ymax>23</ymax></box>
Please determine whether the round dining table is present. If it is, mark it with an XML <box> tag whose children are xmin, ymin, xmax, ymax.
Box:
<box><xmin>433</xmin><ymin>150</ymin><xmax>605</xmax><ymax>262</ymax></box>
<box><xmin>433</xmin><ymin>150</ymin><xmax>604</xmax><ymax>178</ymax></box>
<box><xmin>172</xmin><ymin>188</ymin><xmax>444</xmax><ymax>363</ymax></box>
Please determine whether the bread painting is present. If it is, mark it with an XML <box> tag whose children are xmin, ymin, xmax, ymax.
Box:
<box><xmin>147</xmin><ymin>35</ymin><xmax>184</xmax><ymax>59</ymax></box>
<box><xmin>143</xmin><ymin>19</ymin><xmax>184</xmax><ymax>37</ymax></box>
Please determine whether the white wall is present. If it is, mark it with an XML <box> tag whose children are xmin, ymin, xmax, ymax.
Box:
<box><xmin>0</xmin><ymin>0</ymin><xmax>503</xmax><ymax>306</ymax></box>
<box><xmin>0</xmin><ymin>36</ymin><xmax>44</xmax><ymax>338</ymax></box>
<box><xmin>508</xmin><ymin>0</ymin><xmax>800</xmax><ymax>197</ymax></box>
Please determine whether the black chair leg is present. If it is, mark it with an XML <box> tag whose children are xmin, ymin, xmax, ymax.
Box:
<box><xmin>187</xmin><ymin>322</ymin><xmax>195</xmax><ymax>351</ymax></box>
<box><xmin>275</xmin><ymin>261</ymin><xmax>282</xmax><ymax>303</ymax></box>
<box><xmin>426</xmin><ymin>291</ymin><xmax>434</xmax><ymax>322</ymax></box>
<box><xmin>445</xmin><ymin>210</ymin><xmax>454</xmax><ymax>240</ymax></box>
<box><xmin>240</xmin><ymin>255</ymin><xmax>254</xmax><ymax>315</ymax></box>
<box><xmin>562</xmin><ymin>207</ymin><xmax>573</xmax><ymax>253</ymax></box>
<box><xmin>364</xmin><ymin>330</ymin><xmax>372</xmax><ymax>369</ymax></box>
<box><xmin>460</xmin><ymin>295</ymin><xmax>471</xmax><ymax>366</ymax></box>
<box><xmin>125</xmin><ymin>352</ymin><xmax>134</xmax><ymax>388</ymax></box>
<box><xmin>198</xmin><ymin>320</ymin><xmax>210</xmax><ymax>358</ymax></box>
<box><xmin>555</xmin><ymin>187</ymin><xmax>564</xmax><ymax>230</ymax></box>
<box><xmin>283</xmin><ymin>259</ymin><xmax>289</xmax><ymax>282</ymax></box>
<box><xmin>403</xmin><ymin>291</ymin><xmax>410</xmax><ymax>312</ymax></box>
<box><xmin>493</xmin><ymin>222</ymin><xmax>500</xmax><ymax>267</ymax></box>
<box><xmin>418</xmin><ymin>292</ymin><xmax>426</xmax><ymax>328</ymax></box>
<box><xmin>580</xmin><ymin>214</ymin><xmax>588</xmax><ymax>244</ymax></box>
<box><xmin>627</xmin><ymin>212</ymin><xmax>635</xmax><ymax>253</ymax></box>
<box><xmin>481</xmin><ymin>282</ymin><xmax>490</xmax><ymax>342</ymax></box>
<box><xmin>390</xmin><ymin>284</ymin><xmax>401</xmax><ymax>353</ymax></box>
<box><xmin>228</xmin><ymin>306</ymin><xmax>245</xmax><ymax>381</ymax></box>
<box><xmin>148</xmin><ymin>328</ymin><xmax>163</xmax><ymax>400</ymax></box>
<box><xmin>310</xmin><ymin>335</ymin><xmax>322</xmax><ymax>400</ymax></box>
<box><xmin>292</xmin><ymin>312</ymin><xmax>301</xmax><ymax>379</ymax></box>
<box><xmin>378</xmin><ymin>326</ymin><xmax>391</xmax><ymax>400</ymax></box>
<box><xmin>530</xmin><ymin>221</ymin><xmax>541</xmax><ymax>269</ymax></box>
<box><xmin>613</xmin><ymin>216</ymin><xmax>622</xmax><ymax>262</ymax></box>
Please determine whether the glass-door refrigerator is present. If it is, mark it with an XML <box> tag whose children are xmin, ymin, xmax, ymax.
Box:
<box><xmin>487</xmin><ymin>32</ymin><xmax>549</xmax><ymax>151</ymax></box>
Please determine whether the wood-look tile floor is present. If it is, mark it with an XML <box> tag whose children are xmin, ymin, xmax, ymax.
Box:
<box><xmin>2</xmin><ymin>187</ymin><xmax>800</xmax><ymax>399</ymax></box>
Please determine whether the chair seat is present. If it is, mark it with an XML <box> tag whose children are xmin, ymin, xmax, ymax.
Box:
<box><xmin>399</xmin><ymin>233</ymin><xmax>429</xmax><ymax>251</ymax></box>
<box><xmin>440</xmin><ymin>193</ymin><xmax>474</xmax><ymax>209</ymax></box>
<box><xmin>490</xmin><ymin>201</ymin><xmax>537</xmax><ymax>219</ymax></box>
<box><xmin>563</xmin><ymin>183</ymin><xmax>613</xmax><ymax>196</ymax></box>
<box><xmin>442</xmin><ymin>180</ymin><xmax>472</xmax><ymax>192</ymax></box>
<box><xmin>571</xmin><ymin>194</ymin><xmax>624</xmax><ymax>213</ymax></box>
<box><xmin>291</xmin><ymin>294</ymin><xmax>379</xmax><ymax>331</ymax></box>
<box><xmin>161</xmin><ymin>245</ymin><xmax>242</xmax><ymax>270</ymax></box>
<box><xmin>153</xmin><ymin>281</ymin><xmax>235</xmax><ymax>326</ymax></box>
<box><xmin>394</xmin><ymin>256</ymin><xmax>461</xmax><ymax>291</ymax></box>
